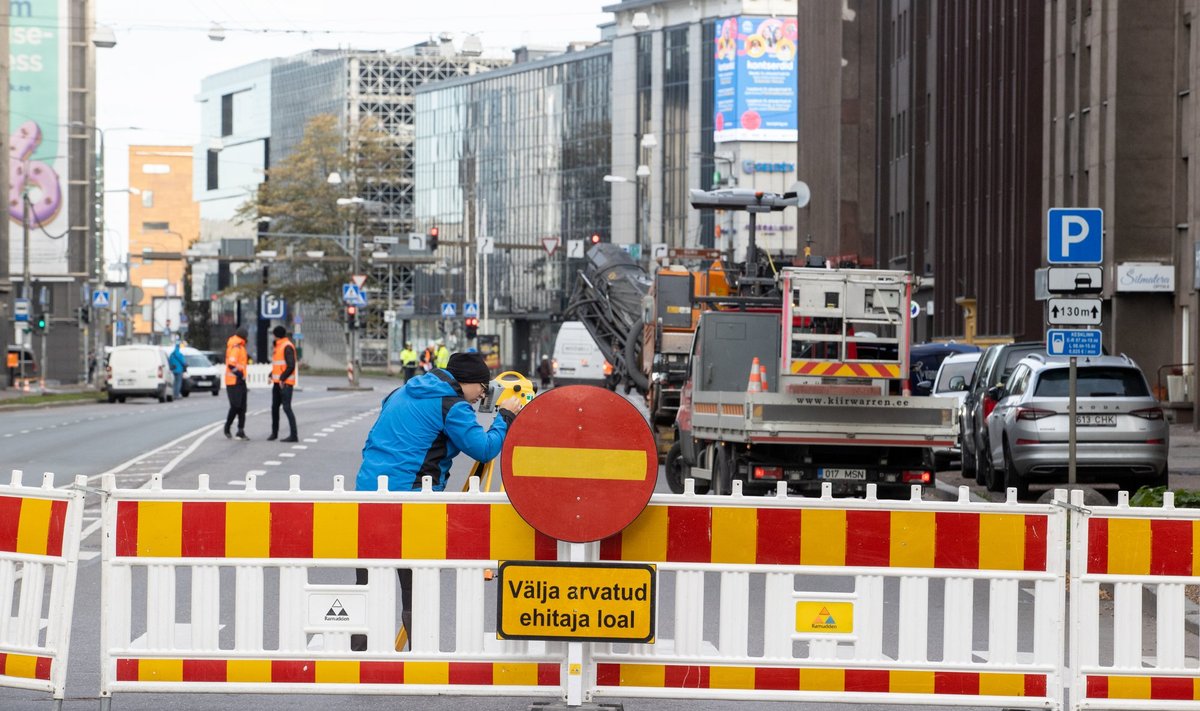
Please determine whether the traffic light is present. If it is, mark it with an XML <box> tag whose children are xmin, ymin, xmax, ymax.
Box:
<box><xmin>428</xmin><ymin>226</ymin><xmax>439</xmax><ymax>252</ymax></box>
<box><xmin>589</xmin><ymin>232</ymin><xmax>601</xmax><ymax>246</ymax></box>
<box><xmin>464</xmin><ymin>316</ymin><xmax>478</xmax><ymax>339</ymax></box>
<box><xmin>77</xmin><ymin>306</ymin><xmax>89</xmax><ymax>324</ymax></box>
<box><xmin>33</xmin><ymin>313</ymin><xmax>47</xmax><ymax>333</ymax></box>
<box><xmin>346</xmin><ymin>305</ymin><xmax>358</xmax><ymax>330</ymax></box>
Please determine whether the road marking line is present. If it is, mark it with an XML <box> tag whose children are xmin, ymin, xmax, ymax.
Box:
<box><xmin>246</xmin><ymin>470</ymin><xmax>266</xmax><ymax>476</ymax></box>
<box><xmin>303</xmin><ymin>438</ymin><xmax>318</xmax><ymax>443</ymax></box>
<box><xmin>279</xmin><ymin>453</ymin><xmax>295</xmax><ymax>458</ymax></box>
<box><xmin>315</xmin><ymin>432</ymin><xmax>328</xmax><ymax>437</ymax></box>
<box><xmin>291</xmin><ymin>445</ymin><xmax>308</xmax><ymax>450</ymax></box>
<box><xmin>264</xmin><ymin>461</ymin><xmax>281</xmax><ymax>466</ymax></box>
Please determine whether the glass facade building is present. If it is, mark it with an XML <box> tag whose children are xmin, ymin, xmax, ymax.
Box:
<box><xmin>415</xmin><ymin>45</ymin><xmax>612</xmax><ymax>367</ymax></box>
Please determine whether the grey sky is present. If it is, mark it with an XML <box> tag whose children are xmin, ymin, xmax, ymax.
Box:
<box><xmin>94</xmin><ymin>1</ymin><xmax>609</xmax><ymax>260</ymax></box>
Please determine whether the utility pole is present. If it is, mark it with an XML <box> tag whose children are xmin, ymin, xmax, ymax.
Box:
<box><xmin>348</xmin><ymin>214</ymin><xmax>360</xmax><ymax>388</ymax></box>
<box><xmin>21</xmin><ymin>192</ymin><xmax>31</xmax><ymax>383</ymax></box>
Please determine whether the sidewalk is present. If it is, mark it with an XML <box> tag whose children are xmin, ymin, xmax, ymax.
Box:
<box><xmin>1172</xmin><ymin>422</ymin><xmax>1200</xmax><ymax>477</ymax></box>
<box><xmin>0</xmin><ymin>380</ymin><xmax>100</xmax><ymax>403</ymax></box>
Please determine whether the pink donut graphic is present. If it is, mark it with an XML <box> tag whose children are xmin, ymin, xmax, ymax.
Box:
<box><xmin>9</xmin><ymin>120</ymin><xmax>63</xmax><ymax>225</ymax></box>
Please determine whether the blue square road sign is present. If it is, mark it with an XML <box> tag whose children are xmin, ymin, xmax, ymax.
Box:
<box><xmin>1047</xmin><ymin>208</ymin><xmax>1103</xmax><ymax>264</ymax></box>
<box><xmin>1046</xmin><ymin>329</ymin><xmax>1102</xmax><ymax>357</ymax></box>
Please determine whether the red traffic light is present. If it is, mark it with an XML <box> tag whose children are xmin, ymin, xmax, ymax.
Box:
<box><xmin>590</xmin><ymin>233</ymin><xmax>601</xmax><ymax>244</ymax></box>
<box><xmin>429</xmin><ymin>226</ymin><xmax>439</xmax><ymax>238</ymax></box>
<box><xmin>347</xmin><ymin>305</ymin><xmax>357</xmax><ymax>316</ymax></box>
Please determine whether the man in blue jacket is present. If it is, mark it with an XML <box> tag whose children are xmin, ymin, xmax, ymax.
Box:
<box><xmin>356</xmin><ymin>351</ymin><xmax>518</xmax><ymax>492</ymax></box>
<box><xmin>353</xmin><ymin>351</ymin><xmax>518</xmax><ymax>649</ymax></box>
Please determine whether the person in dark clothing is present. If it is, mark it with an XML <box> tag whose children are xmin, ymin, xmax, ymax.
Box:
<box><xmin>224</xmin><ymin>327</ymin><xmax>250</xmax><ymax>440</ymax></box>
<box><xmin>536</xmin><ymin>354</ymin><xmax>554</xmax><ymax>391</ymax></box>
<box><xmin>268</xmin><ymin>325</ymin><xmax>299</xmax><ymax>442</ymax></box>
<box><xmin>352</xmin><ymin>351</ymin><xmax>519</xmax><ymax>651</ymax></box>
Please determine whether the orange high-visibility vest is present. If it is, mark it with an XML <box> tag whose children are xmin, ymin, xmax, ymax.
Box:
<box><xmin>225</xmin><ymin>334</ymin><xmax>248</xmax><ymax>386</ymax></box>
<box><xmin>271</xmin><ymin>337</ymin><xmax>297</xmax><ymax>386</ymax></box>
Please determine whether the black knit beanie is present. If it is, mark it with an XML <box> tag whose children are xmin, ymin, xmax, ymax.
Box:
<box><xmin>445</xmin><ymin>352</ymin><xmax>491</xmax><ymax>384</ymax></box>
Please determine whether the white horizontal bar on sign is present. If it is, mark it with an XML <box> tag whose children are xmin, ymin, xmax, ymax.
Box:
<box><xmin>792</xmin><ymin>633</ymin><xmax>860</xmax><ymax>643</ymax></box>
<box><xmin>106</xmin><ymin>558</ymin><xmax>495</xmax><ymax>569</ymax></box>
<box><xmin>105</xmin><ymin>681</ymin><xmax>562</xmax><ymax>697</ymax></box>
<box><xmin>642</xmin><ymin>563</ymin><xmax>1058</xmax><ymax>581</ymax></box>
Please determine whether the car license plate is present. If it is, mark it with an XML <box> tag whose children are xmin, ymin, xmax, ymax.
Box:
<box><xmin>1076</xmin><ymin>414</ymin><xmax>1116</xmax><ymax>426</ymax></box>
<box><xmin>820</xmin><ymin>468</ymin><xmax>867</xmax><ymax>480</ymax></box>
<box><xmin>118</xmin><ymin>378</ymin><xmax>133</xmax><ymax>386</ymax></box>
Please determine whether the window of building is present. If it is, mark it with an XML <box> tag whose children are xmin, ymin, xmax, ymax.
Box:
<box><xmin>143</xmin><ymin>221</ymin><xmax>170</xmax><ymax>232</ymax></box>
<box><xmin>221</xmin><ymin>93</ymin><xmax>234</xmax><ymax>137</ymax></box>
<box><xmin>207</xmin><ymin>149</ymin><xmax>219</xmax><ymax>190</ymax></box>
<box><xmin>142</xmin><ymin>191</ymin><xmax>154</xmax><ymax>208</ymax></box>
<box><xmin>663</xmin><ymin>26</ymin><xmax>689</xmax><ymax>250</ymax></box>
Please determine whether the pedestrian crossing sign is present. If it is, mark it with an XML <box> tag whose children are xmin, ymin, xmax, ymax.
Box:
<box><xmin>92</xmin><ymin>290</ymin><xmax>110</xmax><ymax>308</ymax></box>
<box><xmin>441</xmin><ymin>302</ymin><xmax>457</xmax><ymax>318</ymax></box>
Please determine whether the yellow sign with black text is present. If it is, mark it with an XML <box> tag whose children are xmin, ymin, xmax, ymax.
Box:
<box><xmin>795</xmin><ymin>601</ymin><xmax>854</xmax><ymax>634</ymax></box>
<box><xmin>497</xmin><ymin>561</ymin><xmax>656</xmax><ymax>643</ymax></box>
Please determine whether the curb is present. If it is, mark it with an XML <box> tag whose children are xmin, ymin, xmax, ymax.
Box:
<box><xmin>0</xmin><ymin>395</ymin><xmax>105</xmax><ymax>412</ymax></box>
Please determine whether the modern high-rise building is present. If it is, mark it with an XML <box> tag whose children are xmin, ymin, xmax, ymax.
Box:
<box><xmin>414</xmin><ymin>43</ymin><xmax>614</xmax><ymax>365</ymax></box>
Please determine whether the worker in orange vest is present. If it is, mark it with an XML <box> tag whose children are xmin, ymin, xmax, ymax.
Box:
<box><xmin>269</xmin><ymin>325</ymin><xmax>299</xmax><ymax>442</ymax></box>
<box><xmin>224</xmin><ymin>327</ymin><xmax>250</xmax><ymax>440</ymax></box>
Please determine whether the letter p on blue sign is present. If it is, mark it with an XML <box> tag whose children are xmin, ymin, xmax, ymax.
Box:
<box><xmin>1048</xmin><ymin>208</ymin><xmax>1103</xmax><ymax>264</ymax></box>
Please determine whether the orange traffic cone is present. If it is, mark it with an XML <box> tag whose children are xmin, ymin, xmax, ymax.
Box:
<box><xmin>747</xmin><ymin>357</ymin><xmax>762</xmax><ymax>393</ymax></box>
<box><xmin>760</xmin><ymin>364</ymin><xmax>769</xmax><ymax>392</ymax></box>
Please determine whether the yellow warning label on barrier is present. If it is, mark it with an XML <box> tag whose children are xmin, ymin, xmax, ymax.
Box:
<box><xmin>498</xmin><ymin>561</ymin><xmax>656</xmax><ymax>643</ymax></box>
<box><xmin>795</xmin><ymin>601</ymin><xmax>854</xmax><ymax>634</ymax></box>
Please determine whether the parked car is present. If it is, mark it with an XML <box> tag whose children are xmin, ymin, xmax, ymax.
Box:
<box><xmin>929</xmin><ymin>351</ymin><xmax>982</xmax><ymax>469</ymax></box>
<box><xmin>162</xmin><ymin>346</ymin><xmax>222</xmax><ymax>397</ymax></box>
<box><xmin>960</xmin><ymin>341</ymin><xmax>1046</xmax><ymax>484</ymax></box>
<box><xmin>105</xmin><ymin>345</ymin><xmax>173</xmax><ymax>403</ymax></box>
<box><xmin>909</xmin><ymin>342</ymin><xmax>981</xmax><ymax>396</ymax></box>
<box><xmin>982</xmin><ymin>353</ymin><xmax>1168</xmax><ymax>497</ymax></box>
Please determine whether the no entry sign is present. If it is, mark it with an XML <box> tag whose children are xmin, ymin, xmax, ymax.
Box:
<box><xmin>500</xmin><ymin>385</ymin><xmax>657</xmax><ymax>543</ymax></box>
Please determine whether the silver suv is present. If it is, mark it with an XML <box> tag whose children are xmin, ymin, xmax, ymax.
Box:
<box><xmin>982</xmin><ymin>353</ymin><xmax>1168</xmax><ymax>498</ymax></box>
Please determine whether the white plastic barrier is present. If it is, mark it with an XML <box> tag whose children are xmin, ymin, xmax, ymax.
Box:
<box><xmin>0</xmin><ymin>470</ymin><xmax>87</xmax><ymax>709</ymax></box>
<box><xmin>244</xmin><ymin>363</ymin><xmax>282</xmax><ymax>390</ymax></box>
<box><xmin>99</xmin><ymin>473</ymin><xmax>565</xmax><ymax>707</ymax></box>
<box><xmin>99</xmin><ymin>472</ymin><xmax>1079</xmax><ymax>709</ymax></box>
<box><xmin>1069</xmin><ymin>489</ymin><xmax>1200</xmax><ymax>710</ymax></box>
<box><xmin>589</xmin><ymin>482</ymin><xmax>1068</xmax><ymax>709</ymax></box>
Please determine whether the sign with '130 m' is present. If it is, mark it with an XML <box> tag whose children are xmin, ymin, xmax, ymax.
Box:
<box><xmin>497</xmin><ymin>561</ymin><xmax>656</xmax><ymax>643</ymax></box>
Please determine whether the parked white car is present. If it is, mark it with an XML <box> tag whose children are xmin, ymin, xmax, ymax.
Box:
<box><xmin>106</xmin><ymin>345</ymin><xmax>173</xmax><ymax>403</ymax></box>
<box><xmin>930</xmin><ymin>351</ymin><xmax>982</xmax><ymax>468</ymax></box>
<box><xmin>161</xmin><ymin>346</ymin><xmax>223</xmax><ymax>397</ymax></box>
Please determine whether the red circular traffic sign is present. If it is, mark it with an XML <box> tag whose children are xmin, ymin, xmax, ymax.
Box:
<box><xmin>501</xmin><ymin>385</ymin><xmax>657</xmax><ymax>543</ymax></box>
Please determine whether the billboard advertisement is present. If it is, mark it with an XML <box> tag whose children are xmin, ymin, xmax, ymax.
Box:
<box><xmin>9</xmin><ymin>0</ymin><xmax>71</xmax><ymax>276</ymax></box>
<box><xmin>713</xmin><ymin>15</ymin><xmax>799</xmax><ymax>143</ymax></box>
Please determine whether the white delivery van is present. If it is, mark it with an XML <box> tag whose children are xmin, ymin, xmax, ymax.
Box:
<box><xmin>551</xmin><ymin>321</ymin><xmax>609</xmax><ymax>386</ymax></box>
<box><xmin>106</xmin><ymin>345</ymin><xmax>173</xmax><ymax>403</ymax></box>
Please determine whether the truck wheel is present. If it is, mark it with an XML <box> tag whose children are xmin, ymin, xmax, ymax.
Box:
<box><xmin>711</xmin><ymin>445</ymin><xmax>733</xmax><ymax>496</ymax></box>
<box><xmin>665</xmin><ymin>442</ymin><xmax>687</xmax><ymax>494</ymax></box>
<box><xmin>107</xmin><ymin>392</ymin><xmax>117</xmax><ymax>404</ymax></box>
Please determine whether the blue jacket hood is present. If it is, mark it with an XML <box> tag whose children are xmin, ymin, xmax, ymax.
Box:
<box><xmin>402</xmin><ymin>370</ymin><xmax>461</xmax><ymax>399</ymax></box>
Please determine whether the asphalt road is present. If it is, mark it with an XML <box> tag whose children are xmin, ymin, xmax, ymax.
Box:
<box><xmin>0</xmin><ymin>379</ymin><xmax>1098</xmax><ymax>710</ymax></box>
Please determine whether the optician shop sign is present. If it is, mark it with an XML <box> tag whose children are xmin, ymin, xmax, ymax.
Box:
<box><xmin>1115</xmin><ymin>262</ymin><xmax>1174</xmax><ymax>293</ymax></box>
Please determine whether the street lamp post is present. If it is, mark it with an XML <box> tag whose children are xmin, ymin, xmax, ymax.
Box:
<box><xmin>604</xmin><ymin>165</ymin><xmax>652</xmax><ymax>265</ymax></box>
<box><xmin>331</xmin><ymin>170</ymin><xmax>365</xmax><ymax>388</ymax></box>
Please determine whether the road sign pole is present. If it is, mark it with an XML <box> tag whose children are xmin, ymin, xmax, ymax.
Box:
<box><xmin>566</xmin><ymin>541</ymin><xmax>586</xmax><ymax>706</ymax></box>
<box><xmin>1069</xmin><ymin>357</ymin><xmax>1077</xmax><ymax>486</ymax></box>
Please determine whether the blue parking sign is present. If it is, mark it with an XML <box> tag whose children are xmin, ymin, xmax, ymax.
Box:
<box><xmin>1047</xmin><ymin>208</ymin><xmax>1103</xmax><ymax>264</ymax></box>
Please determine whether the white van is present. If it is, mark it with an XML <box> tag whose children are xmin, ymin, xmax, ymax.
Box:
<box><xmin>552</xmin><ymin>321</ymin><xmax>609</xmax><ymax>386</ymax></box>
<box><xmin>106</xmin><ymin>345</ymin><xmax>173</xmax><ymax>403</ymax></box>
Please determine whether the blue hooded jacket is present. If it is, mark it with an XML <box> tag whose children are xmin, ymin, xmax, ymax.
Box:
<box><xmin>356</xmin><ymin>369</ymin><xmax>509</xmax><ymax>492</ymax></box>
